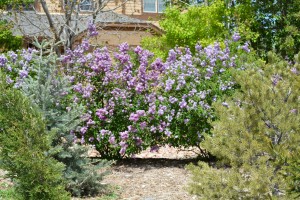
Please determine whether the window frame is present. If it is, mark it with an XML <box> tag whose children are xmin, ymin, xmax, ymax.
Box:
<box><xmin>79</xmin><ymin>0</ymin><xmax>94</xmax><ymax>12</ymax></box>
<box><xmin>143</xmin><ymin>0</ymin><xmax>165</xmax><ymax>13</ymax></box>
<box><xmin>63</xmin><ymin>0</ymin><xmax>95</xmax><ymax>12</ymax></box>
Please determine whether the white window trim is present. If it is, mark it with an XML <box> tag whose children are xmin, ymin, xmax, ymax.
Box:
<box><xmin>143</xmin><ymin>0</ymin><xmax>165</xmax><ymax>13</ymax></box>
<box><xmin>63</xmin><ymin>0</ymin><xmax>96</xmax><ymax>12</ymax></box>
<box><xmin>79</xmin><ymin>0</ymin><xmax>94</xmax><ymax>12</ymax></box>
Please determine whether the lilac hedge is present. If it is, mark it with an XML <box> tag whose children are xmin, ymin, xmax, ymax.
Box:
<box><xmin>0</xmin><ymin>32</ymin><xmax>251</xmax><ymax>159</ymax></box>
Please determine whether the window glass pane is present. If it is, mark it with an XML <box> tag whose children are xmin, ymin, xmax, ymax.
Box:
<box><xmin>80</xmin><ymin>0</ymin><xmax>93</xmax><ymax>11</ymax></box>
<box><xmin>157</xmin><ymin>0</ymin><xmax>165</xmax><ymax>13</ymax></box>
<box><xmin>144</xmin><ymin>0</ymin><xmax>156</xmax><ymax>12</ymax></box>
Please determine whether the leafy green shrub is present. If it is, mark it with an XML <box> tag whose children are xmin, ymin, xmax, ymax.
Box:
<box><xmin>0</xmin><ymin>20</ymin><xmax>22</xmax><ymax>52</ymax></box>
<box><xmin>187</xmin><ymin>52</ymin><xmax>300</xmax><ymax>199</ymax></box>
<box><xmin>142</xmin><ymin>1</ymin><xmax>229</xmax><ymax>58</ymax></box>
<box><xmin>0</xmin><ymin>74</ymin><xmax>70</xmax><ymax>200</ymax></box>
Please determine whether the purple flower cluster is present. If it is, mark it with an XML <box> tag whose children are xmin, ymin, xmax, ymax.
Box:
<box><xmin>0</xmin><ymin>49</ymin><xmax>37</xmax><ymax>88</ymax></box>
<box><xmin>58</xmin><ymin>35</ymin><xmax>248</xmax><ymax>158</ymax></box>
<box><xmin>87</xmin><ymin>20</ymin><xmax>98</xmax><ymax>37</ymax></box>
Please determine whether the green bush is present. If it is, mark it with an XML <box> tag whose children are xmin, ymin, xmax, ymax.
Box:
<box><xmin>142</xmin><ymin>1</ymin><xmax>229</xmax><ymax>58</ymax></box>
<box><xmin>187</xmin><ymin>52</ymin><xmax>300</xmax><ymax>199</ymax></box>
<box><xmin>0</xmin><ymin>74</ymin><xmax>70</xmax><ymax>200</ymax></box>
<box><xmin>0</xmin><ymin>20</ymin><xmax>22</xmax><ymax>52</ymax></box>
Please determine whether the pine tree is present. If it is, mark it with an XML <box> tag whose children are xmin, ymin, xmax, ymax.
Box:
<box><xmin>21</xmin><ymin>41</ymin><xmax>111</xmax><ymax>197</ymax></box>
<box><xmin>0</xmin><ymin>73</ymin><xmax>70</xmax><ymax>200</ymax></box>
<box><xmin>187</xmin><ymin>52</ymin><xmax>300</xmax><ymax>199</ymax></box>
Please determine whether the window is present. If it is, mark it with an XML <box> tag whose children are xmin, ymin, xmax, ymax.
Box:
<box><xmin>79</xmin><ymin>0</ymin><xmax>94</xmax><ymax>11</ymax></box>
<box><xmin>64</xmin><ymin>0</ymin><xmax>95</xmax><ymax>12</ymax></box>
<box><xmin>143</xmin><ymin>0</ymin><xmax>165</xmax><ymax>13</ymax></box>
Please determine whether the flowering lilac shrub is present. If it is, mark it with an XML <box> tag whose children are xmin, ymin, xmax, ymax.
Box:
<box><xmin>0</xmin><ymin>31</ymin><xmax>252</xmax><ymax>159</ymax></box>
<box><xmin>62</xmin><ymin>33</ymin><xmax>250</xmax><ymax>159</ymax></box>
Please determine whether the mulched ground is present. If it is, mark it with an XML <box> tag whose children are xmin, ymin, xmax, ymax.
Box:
<box><xmin>100</xmin><ymin>146</ymin><xmax>201</xmax><ymax>200</ymax></box>
<box><xmin>1</xmin><ymin>146</ymin><xmax>202</xmax><ymax>200</ymax></box>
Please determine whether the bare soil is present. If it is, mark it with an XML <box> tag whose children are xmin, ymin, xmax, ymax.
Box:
<box><xmin>1</xmin><ymin>146</ymin><xmax>201</xmax><ymax>200</ymax></box>
<box><xmin>100</xmin><ymin>146</ymin><xmax>200</xmax><ymax>200</ymax></box>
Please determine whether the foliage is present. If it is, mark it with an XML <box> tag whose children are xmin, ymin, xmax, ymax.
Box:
<box><xmin>59</xmin><ymin>143</ymin><xmax>110</xmax><ymax>197</ymax></box>
<box><xmin>59</xmin><ymin>32</ymin><xmax>253</xmax><ymax>159</ymax></box>
<box><xmin>142</xmin><ymin>1</ymin><xmax>229</xmax><ymax>58</ymax></box>
<box><xmin>187</xmin><ymin>52</ymin><xmax>300</xmax><ymax>199</ymax></box>
<box><xmin>0</xmin><ymin>0</ymin><xmax>34</xmax><ymax>10</ymax></box>
<box><xmin>143</xmin><ymin>1</ymin><xmax>300</xmax><ymax>59</ymax></box>
<box><xmin>0</xmin><ymin>74</ymin><xmax>70</xmax><ymax>200</ymax></box>
<box><xmin>0</xmin><ymin>185</ymin><xmax>20</xmax><ymax>200</ymax></box>
<box><xmin>229</xmin><ymin>0</ymin><xmax>300</xmax><ymax>58</ymax></box>
<box><xmin>1</xmin><ymin>40</ymin><xmax>111</xmax><ymax>197</ymax></box>
<box><xmin>0</xmin><ymin>20</ymin><xmax>22</xmax><ymax>52</ymax></box>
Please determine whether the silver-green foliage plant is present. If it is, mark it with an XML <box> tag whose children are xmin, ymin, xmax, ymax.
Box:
<box><xmin>187</xmin><ymin>52</ymin><xmax>300</xmax><ymax>199</ymax></box>
<box><xmin>0</xmin><ymin>74</ymin><xmax>70</xmax><ymax>200</ymax></box>
<box><xmin>0</xmin><ymin>39</ymin><xmax>111</xmax><ymax>197</ymax></box>
<box><xmin>20</xmin><ymin>40</ymin><xmax>112</xmax><ymax>197</ymax></box>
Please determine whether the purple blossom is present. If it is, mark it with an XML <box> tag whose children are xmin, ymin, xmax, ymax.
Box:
<box><xmin>88</xmin><ymin>20</ymin><xmax>98</xmax><ymax>37</ymax></box>
<box><xmin>128</xmin><ymin>125</ymin><xmax>137</xmax><ymax>133</ymax></box>
<box><xmin>150</xmin><ymin>126</ymin><xmax>156</xmax><ymax>132</ymax></box>
<box><xmin>80</xmin><ymin>126</ymin><xmax>88</xmax><ymax>134</ymax></box>
<box><xmin>135</xmin><ymin>83</ymin><xmax>144</xmax><ymax>94</ymax></box>
<box><xmin>232</xmin><ymin>32</ymin><xmax>241</xmax><ymax>42</ymax></box>
<box><xmin>21</xmin><ymin>50</ymin><xmax>33</xmax><ymax>62</ymax></box>
<box><xmin>134</xmin><ymin>46</ymin><xmax>143</xmax><ymax>54</ymax></box>
<box><xmin>81</xmin><ymin>39</ymin><xmax>90</xmax><ymax>51</ymax></box>
<box><xmin>109</xmin><ymin>135</ymin><xmax>116</xmax><ymax>145</ymax></box>
<box><xmin>135</xmin><ymin>137</ymin><xmax>143</xmax><ymax>146</ymax></box>
<box><xmin>140</xmin><ymin>121</ymin><xmax>147</xmax><ymax>129</ymax></box>
<box><xmin>166</xmin><ymin>115</ymin><xmax>173</xmax><ymax>122</ymax></box>
<box><xmin>148</xmin><ymin>105</ymin><xmax>156</xmax><ymax>115</ymax></box>
<box><xmin>129</xmin><ymin>113</ymin><xmax>139</xmax><ymax>122</ymax></box>
<box><xmin>119</xmin><ymin>43</ymin><xmax>129</xmax><ymax>53</ymax></box>
<box><xmin>165</xmin><ymin>129</ymin><xmax>172</xmax><ymax>137</ymax></box>
<box><xmin>119</xmin><ymin>141</ymin><xmax>128</xmax><ymax>155</ymax></box>
<box><xmin>222</xmin><ymin>102</ymin><xmax>229</xmax><ymax>108</ymax></box>
<box><xmin>195</xmin><ymin>43</ymin><xmax>202</xmax><ymax>52</ymax></box>
<box><xmin>82</xmin><ymin>84</ymin><xmax>94</xmax><ymax>98</ymax></box>
<box><xmin>242</xmin><ymin>42</ymin><xmax>250</xmax><ymax>53</ymax></box>
<box><xmin>81</xmin><ymin>136</ymin><xmax>85</xmax><ymax>144</ymax></box>
<box><xmin>179</xmin><ymin>100</ymin><xmax>187</xmax><ymax>109</ymax></box>
<box><xmin>19</xmin><ymin>69</ymin><xmax>29</xmax><ymax>78</ymax></box>
<box><xmin>291</xmin><ymin>67</ymin><xmax>298</xmax><ymax>75</ymax></box>
<box><xmin>87</xmin><ymin>119</ymin><xmax>95</xmax><ymax>126</ymax></box>
<box><xmin>136</xmin><ymin>110</ymin><xmax>146</xmax><ymax>117</ymax></box>
<box><xmin>0</xmin><ymin>54</ymin><xmax>8</xmax><ymax>67</ymax></box>
<box><xmin>158</xmin><ymin>105</ymin><xmax>167</xmax><ymax>116</ymax></box>
<box><xmin>73</xmin><ymin>83</ymin><xmax>83</xmax><ymax>93</ymax></box>
<box><xmin>5</xmin><ymin>65</ymin><xmax>12</xmax><ymax>72</ymax></box>
<box><xmin>119</xmin><ymin>147</ymin><xmax>126</xmax><ymax>156</ymax></box>
<box><xmin>169</xmin><ymin>96</ymin><xmax>178</xmax><ymax>104</ymax></box>
<box><xmin>272</xmin><ymin>74</ymin><xmax>282</xmax><ymax>86</ymax></box>
<box><xmin>120</xmin><ymin>131</ymin><xmax>129</xmax><ymax>140</ymax></box>
<box><xmin>165</xmin><ymin>78</ymin><xmax>175</xmax><ymax>91</ymax></box>
<box><xmin>6</xmin><ymin>76</ymin><xmax>13</xmax><ymax>84</ymax></box>
<box><xmin>8</xmin><ymin>51</ymin><xmax>17</xmax><ymax>62</ymax></box>
<box><xmin>184</xmin><ymin>119</ymin><xmax>190</xmax><ymax>124</ymax></box>
<box><xmin>167</xmin><ymin>49</ymin><xmax>177</xmax><ymax>63</ymax></box>
<box><xmin>96</xmin><ymin>108</ymin><xmax>108</xmax><ymax>120</ymax></box>
<box><xmin>99</xmin><ymin>129</ymin><xmax>111</xmax><ymax>136</ymax></box>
